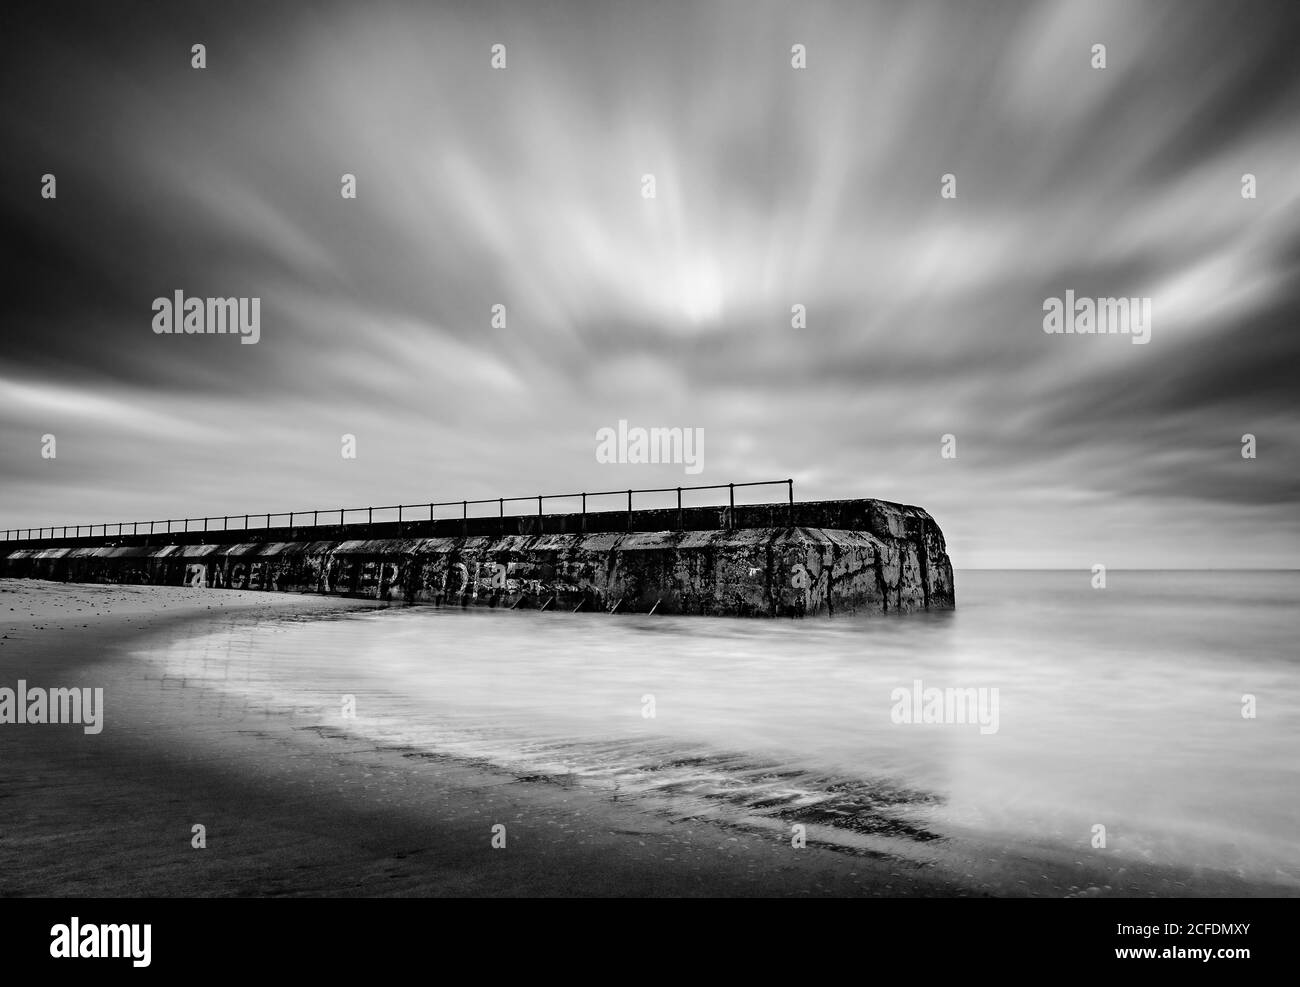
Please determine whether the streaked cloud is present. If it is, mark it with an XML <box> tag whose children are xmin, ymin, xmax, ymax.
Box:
<box><xmin>1</xmin><ymin>0</ymin><xmax>1297</xmax><ymax>566</ymax></box>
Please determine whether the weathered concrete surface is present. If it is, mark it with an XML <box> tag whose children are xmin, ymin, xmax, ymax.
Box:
<box><xmin>0</xmin><ymin>500</ymin><xmax>954</xmax><ymax>617</ymax></box>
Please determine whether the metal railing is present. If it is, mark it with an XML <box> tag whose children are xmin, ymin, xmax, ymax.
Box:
<box><xmin>3</xmin><ymin>479</ymin><xmax>795</xmax><ymax>542</ymax></box>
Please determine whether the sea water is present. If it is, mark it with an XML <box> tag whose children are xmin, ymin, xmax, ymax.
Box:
<box><xmin>138</xmin><ymin>570</ymin><xmax>1300</xmax><ymax>888</ymax></box>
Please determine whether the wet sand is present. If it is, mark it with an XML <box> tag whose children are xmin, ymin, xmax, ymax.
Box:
<box><xmin>0</xmin><ymin>579</ymin><xmax>975</xmax><ymax>896</ymax></box>
<box><xmin>0</xmin><ymin>579</ymin><xmax>1288</xmax><ymax>897</ymax></box>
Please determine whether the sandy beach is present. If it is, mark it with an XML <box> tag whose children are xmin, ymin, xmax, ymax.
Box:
<box><xmin>0</xmin><ymin>578</ymin><xmax>975</xmax><ymax>897</ymax></box>
<box><xmin>1</xmin><ymin>578</ymin><xmax>1292</xmax><ymax>898</ymax></box>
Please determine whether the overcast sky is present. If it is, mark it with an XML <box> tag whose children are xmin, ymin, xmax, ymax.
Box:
<box><xmin>2</xmin><ymin>0</ymin><xmax>1298</xmax><ymax>567</ymax></box>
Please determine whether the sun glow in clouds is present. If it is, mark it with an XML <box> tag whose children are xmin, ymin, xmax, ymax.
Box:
<box><xmin>0</xmin><ymin>1</ymin><xmax>1297</xmax><ymax>567</ymax></box>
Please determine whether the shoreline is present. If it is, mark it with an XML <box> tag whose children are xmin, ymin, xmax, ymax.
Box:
<box><xmin>1</xmin><ymin>578</ymin><xmax>1293</xmax><ymax>898</ymax></box>
<box><xmin>0</xmin><ymin>580</ymin><xmax>973</xmax><ymax>896</ymax></box>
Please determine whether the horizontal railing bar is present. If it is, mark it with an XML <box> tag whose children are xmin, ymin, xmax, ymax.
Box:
<box><xmin>4</xmin><ymin>479</ymin><xmax>794</xmax><ymax>539</ymax></box>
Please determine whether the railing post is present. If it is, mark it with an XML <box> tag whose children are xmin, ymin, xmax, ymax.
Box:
<box><xmin>266</xmin><ymin>513</ymin><xmax>271</xmax><ymax>529</ymax></box>
<box><xmin>677</xmin><ymin>486</ymin><xmax>683</xmax><ymax>531</ymax></box>
<box><xmin>166</xmin><ymin>519</ymin><xmax>171</xmax><ymax>534</ymax></box>
<box><xmin>627</xmin><ymin>489</ymin><xmax>633</xmax><ymax>531</ymax></box>
<box><xmin>245</xmin><ymin>514</ymin><xmax>250</xmax><ymax>530</ymax></box>
<box><xmin>313</xmin><ymin>511</ymin><xmax>317</xmax><ymax>527</ymax></box>
<box><xmin>581</xmin><ymin>493</ymin><xmax>586</xmax><ymax>533</ymax></box>
<box><xmin>339</xmin><ymin>509</ymin><xmax>344</xmax><ymax>527</ymax></box>
<box><xmin>462</xmin><ymin>500</ymin><xmax>468</xmax><ymax>537</ymax></box>
<box><xmin>204</xmin><ymin>517</ymin><xmax>209</xmax><ymax>532</ymax></box>
<box><xmin>788</xmin><ymin>478</ymin><xmax>794</xmax><ymax>526</ymax></box>
<box><xmin>729</xmin><ymin>483</ymin><xmax>735</xmax><ymax>530</ymax></box>
<box><xmin>224</xmin><ymin>516</ymin><xmax>228</xmax><ymax>531</ymax></box>
<box><xmin>499</xmin><ymin>498</ymin><xmax>504</xmax><ymax>518</ymax></box>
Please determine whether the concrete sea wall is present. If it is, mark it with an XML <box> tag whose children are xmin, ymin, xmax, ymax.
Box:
<box><xmin>0</xmin><ymin>499</ymin><xmax>954</xmax><ymax>617</ymax></box>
